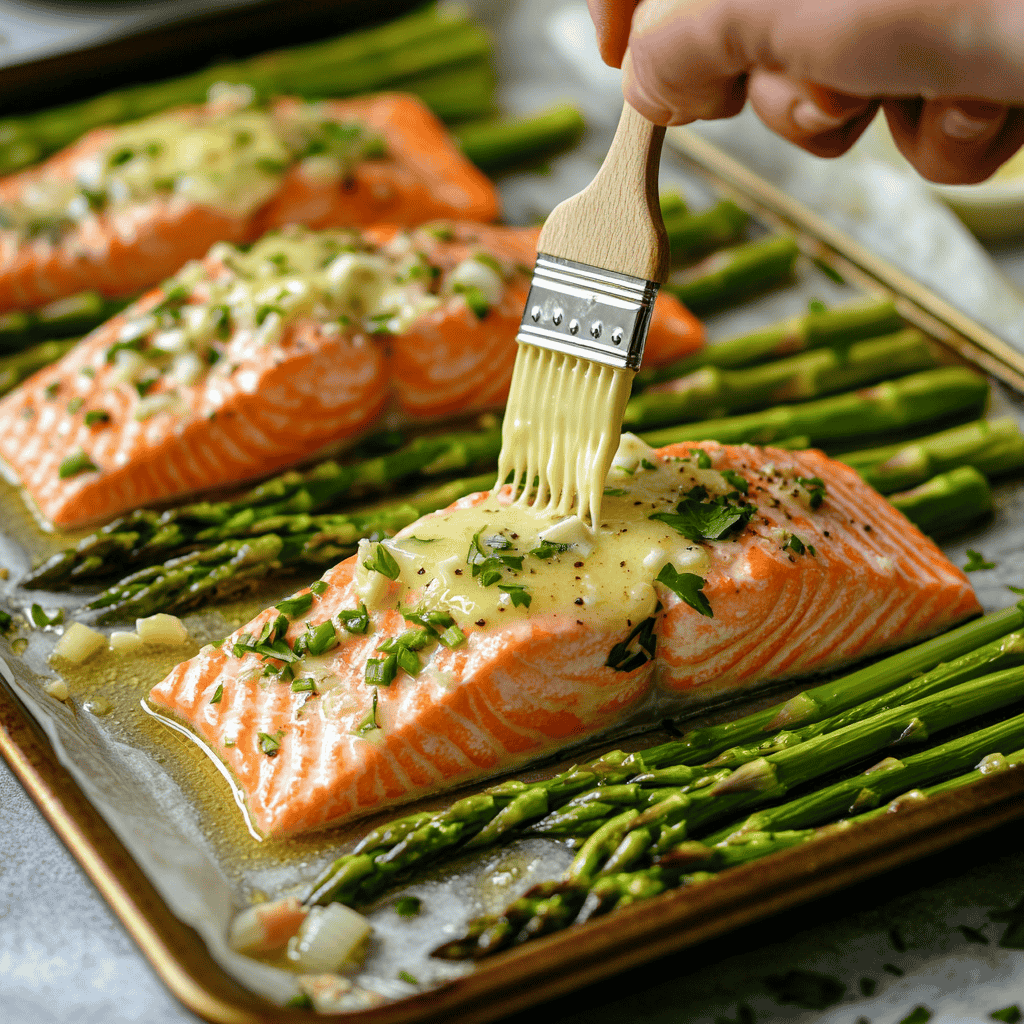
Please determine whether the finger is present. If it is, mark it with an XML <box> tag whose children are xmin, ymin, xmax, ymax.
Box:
<box><xmin>622</xmin><ymin>0</ymin><xmax>1024</xmax><ymax>129</ymax></box>
<box><xmin>884</xmin><ymin>98</ymin><xmax>1024</xmax><ymax>184</ymax></box>
<box><xmin>746</xmin><ymin>71</ymin><xmax>879</xmax><ymax>158</ymax></box>
<box><xmin>586</xmin><ymin>0</ymin><xmax>644</xmax><ymax>68</ymax></box>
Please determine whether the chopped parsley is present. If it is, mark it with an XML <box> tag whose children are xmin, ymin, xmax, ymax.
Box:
<box><xmin>453</xmin><ymin>283</ymin><xmax>489</xmax><ymax>318</ymax></box>
<box><xmin>291</xmin><ymin>677</ymin><xmax>316</xmax><ymax>693</ymax></box>
<box><xmin>694</xmin><ymin>449</ymin><xmax>712</xmax><ymax>469</ymax></box>
<box><xmin>58</xmin><ymin>449</ymin><xmax>99</xmax><ymax>479</ymax></box>
<box><xmin>364</xmin><ymin>542</ymin><xmax>400</xmax><ymax>579</ymax></box>
<box><xmin>606</xmin><ymin>616</ymin><xmax>657</xmax><ymax>672</ymax></box>
<box><xmin>719</xmin><ymin>469</ymin><xmax>748</xmax><ymax>494</ymax></box>
<box><xmin>66</xmin><ymin>397</ymin><xmax>83</xmax><ymax>414</ymax></box>
<box><xmin>210</xmin><ymin>684</ymin><xmax>223</xmax><ymax>704</ymax></box>
<box><xmin>786</xmin><ymin>535</ymin><xmax>814</xmax><ymax>556</ymax></box>
<box><xmin>991</xmin><ymin>1006</ymin><xmax>1023</xmax><ymax>1023</ymax></box>
<box><xmin>964</xmin><ymin>549</ymin><xmax>996</xmax><ymax>572</ymax></box>
<box><xmin>395</xmin><ymin>896</ymin><xmax>421</xmax><ymax>917</ymax></box>
<box><xmin>651</xmin><ymin>489</ymin><xmax>755</xmax><ymax>543</ymax></box>
<box><xmin>498</xmin><ymin>584</ymin><xmax>532</xmax><ymax>608</ymax></box>
<box><xmin>309</xmin><ymin>580</ymin><xmax>328</xmax><ymax>596</ymax></box>
<box><xmin>44</xmin><ymin>380</ymin><xmax>61</xmax><ymax>400</ymax></box>
<box><xmin>655</xmin><ymin>564</ymin><xmax>712</xmax><ymax>617</ymax></box>
<box><xmin>0</xmin><ymin>609</ymin><xmax>12</xmax><ymax>632</ymax></box>
<box><xmin>530</xmin><ymin>541</ymin><xmax>570</xmax><ymax>559</ymax></box>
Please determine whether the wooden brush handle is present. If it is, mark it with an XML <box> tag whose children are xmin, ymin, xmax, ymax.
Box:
<box><xmin>536</xmin><ymin>101</ymin><xmax>670</xmax><ymax>284</ymax></box>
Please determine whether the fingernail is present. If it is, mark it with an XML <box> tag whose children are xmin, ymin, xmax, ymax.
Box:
<box><xmin>791</xmin><ymin>100</ymin><xmax>848</xmax><ymax>134</ymax></box>
<box><xmin>941</xmin><ymin>106</ymin><xmax>997</xmax><ymax>141</ymax></box>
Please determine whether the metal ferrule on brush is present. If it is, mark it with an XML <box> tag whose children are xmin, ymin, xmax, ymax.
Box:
<box><xmin>516</xmin><ymin>254</ymin><xmax>660</xmax><ymax>370</ymax></box>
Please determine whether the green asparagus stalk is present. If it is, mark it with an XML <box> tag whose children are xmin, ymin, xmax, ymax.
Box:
<box><xmin>664</xmin><ymin>200</ymin><xmax>749</xmax><ymax>263</ymax></box>
<box><xmin>84</xmin><ymin>472</ymin><xmax>495</xmax><ymax>620</ymax></box>
<box><xmin>659</xmin><ymin>192</ymin><xmax>688</xmax><ymax>219</ymax></box>
<box><xmin>888</xmin><ymin>465</ymin><xmax>994</xmax><ymax>537</ymax></box>
<box><xmin>667</xmin><ymin>236</ymin><xmax>800</xmax><ymax>313</ymax></box>
<box><xmin>0</xmin><ymin>338</ymin><xmax>79</xmax><ymax>396</ymax></box>
<box><xmin>453</xmin><ymin>104</ymin><xmax>586</xmax><ymax>172</ymax></box>
<box><xmin>0</xmin><ymin>5</ymin><xmax>494</xmax><ymax>174</ymax></box>
<box><xmin>708</xmin><ymin>708</ymin><xmax>1024</xmax><ymax>840</ymax></box>
<box><xmin>0</xmin><ymin>291</ymin><xmax>129</xmax><ymax>355</ymax></box>
<box><xmin>623</xmin><ymin>328</ymin><xmax>938</xmax><ymax>428</ymax></box>
<box><xmin>838</xmin><ymin>416</ymin><xmax>1024</xmax><ymax>493</ymax></box>
<box><xmin>433</xmin><ymin>733</ymin><xmax>1024</xmax><ymax>960</ymax></box>
<box><xmin>629</xmin><ymin>603</ymin><xmax>1024</xmax><ymax>769</ymax></box>
<box><xmin>23</xmin><ymin>428</ymin><xmax>502</xmax><ymax>588</ymax></box>
<box><xmin>634</xmin><ymin>298</ymin><xmax>904</xmax><ymax>389</ymax></box>
<box><xmin>639</xmin><ymin>366</ymin><xmax>989</xmax><ymax>449</ymax></box>
<box><xmin>395</xmin><ymin>59</ymin><xmax>498</xmax><ymax>124</ymax></box>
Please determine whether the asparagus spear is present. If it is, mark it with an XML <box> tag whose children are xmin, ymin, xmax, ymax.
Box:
<box><xmin>84</xmin><ymin>474</ymin><xmax>495</xmax><ymax>620</ymax></box>
<box><xmin>838</xmin><ymin>416</ymin><xmax>1024</xmax><ymax>493</ymax></box>
<box><xmin>433</xmin><ymin>730</ymin><xmax>1024</xmax><ymax>960</ymax></box>
<box><xmin>664</xmin><ymin>200</ymin><xmax>749</xmax><ymax>263</ymax></box>
<box><xmin>0</xmin><ymin>339</ymin><xmax>79</xmax><ymax>396</ymax></box>
<box><xmin>639</xmin><ymin>366</ymin><xmax>989</xmax><ymax>449</ymax></box>
<box><xmin>0</xmin><ymin>5</ymin><xmax>493</xmax><ymax>174</ymax></box>
<box><xmin>453</xmin><ymin>104</ymin><xmax>586</xmax><ymax>172</ymax></box>
<box><xmin>23</xmin><ymin>428</ymin><xmax>502</xmax><ymax>587</ymax></box>
<box><xmin>888</xmin><ymin>465</ymin><xmax>994</xmax><ymax>538</ymax></box>
<box><xmin>667</xmin><ymin>236</ymin><xmax>800</xmax><ymax>313</ymax></box>
<box><xmin>634</xmin><ymin>298</ymin><xmax>904</xmax><ymax>388</ymax></box>
<box><xmin>0</xmin><ymin>291</ymin><xmax>129</xmax><ymax>355</ymax></box>
<box><xmin>623</xmin><ymin>328</ymin><xmax>938</xmax><ymax>428</ymax></box>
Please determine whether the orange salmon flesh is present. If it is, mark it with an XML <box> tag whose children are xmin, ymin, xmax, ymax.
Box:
<box><xmin>149</xmin><ymin>441</ymin><xmax>979</xmax><ymax>837</ymax></box>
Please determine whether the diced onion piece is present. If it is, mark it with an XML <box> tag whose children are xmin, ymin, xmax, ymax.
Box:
<box><xmin>287</xmin><ymin>904</ymin><xmax>371</xmax><ymax>974</ymax></box>
<box><xmin>52</xmin><ymin>622</ymin><xmax>107</xmax><ymax>664</ymax></box>
<box><xmin>45</xmin><ymin>679</ymin><xmax>70</xmax><ymax>701</ymax></box>
<box><xmin>448</xmin><ymin>256</ymin><xmax>504</xmax><ymax>306</ymax></box>
<box><xmin>229</xmin><ymin>896</ymin><xmax>308</xmax><ymax>955</ymax></box>
<box><xmin>109</xmin><ymin>630</ymin><xmax>144</xmax><ymax>655</ymax></box>
<box><xmin>538</xmin><ymin>516</ymin><xmax>595</xmax><ymax>557</ymax></box>
<box><xmin>136</xmin><ymin>613</ymin><xmax>190</xmax><ymax>646</ymax></box>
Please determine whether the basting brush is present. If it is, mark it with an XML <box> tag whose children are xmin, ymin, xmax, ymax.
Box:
<box><xmin>497</xmin><ymin>102</ymin><xmax>670</xmax><ymax>527</ymax></box>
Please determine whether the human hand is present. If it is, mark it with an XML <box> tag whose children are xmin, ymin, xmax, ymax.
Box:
<box><xmin>586</xmin><ymin>0</ymin><xmax>1024</xmax><ymax>184</ymax></box>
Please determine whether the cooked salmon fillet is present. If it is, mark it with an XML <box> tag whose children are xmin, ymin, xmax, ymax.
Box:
<box><xmin>0</xmin><ymin>90</ymin><xmax>499</xmax><ymax>313</ymax></box>
<box><xmin>0</xmin><ymin>223</ymin><xmax>702</xmax><ymax>528</ymax></box>
<box><xmin>149</xmin><ymin>438</ymin><xmax>979</xmax><ymax>837</ymax></box>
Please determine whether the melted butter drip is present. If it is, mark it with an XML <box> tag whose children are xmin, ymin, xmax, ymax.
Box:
<box><xmin>496</xmin><ymin>343</ymin><xmax>633</xmax><ymax>529</ymax></box>
<box><xmin>357</xmin><ymin>435</ymin><xmax>717</xmax><ymax>633</ymax></box>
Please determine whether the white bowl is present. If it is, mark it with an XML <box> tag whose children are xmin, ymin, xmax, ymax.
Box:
<box><xmin>859</xmin><ymin>113</ymin><xmax>1024</xmax><ymax>242</ymax></box>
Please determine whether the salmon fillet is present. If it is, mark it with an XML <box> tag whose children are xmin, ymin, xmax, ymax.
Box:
<box><xmin>0</xmin><ymin>223</ymin><xmax>702</xmax><ymax>528</ymax></box>
<box><xmin>0</xmin><ymin>90</ymin><xmax>498</xmax><ymax>312</ymax></box>
<box><xmin>149</xmin><ymin>438</ymin><xmax>979</xmax><ymax>837</ymax></box>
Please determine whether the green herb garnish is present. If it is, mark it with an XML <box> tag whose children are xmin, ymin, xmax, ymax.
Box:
<box><xmin>606</xmin><ymin>616</ymin><xmax>657</xmax><ymax>672</ymax></box>
<box><xmin>655</xmin><ymin>564</ymin><xmax>712</xmax><ymax>618</ymax></box>
<box><xmin>84</xmin><ymin>409</ymin><xmax>110</xmax><ymax>426</ymax></box>
<box><xmin>364</xmin><ymin>543</ymin><xmax>400</xmax><ymax>579</ymax></box>
<box><xmin>964</xmin><ymin>549</ymin><xmax>996</xmax><ymax>572</ymax></box>
<box><xmin>58</xmin><ymin>449</ymin><xmax>98</xmax><ymax>479</ymax></box>
<box><xmin>30</xmin><ymin>604</ymin><xmax>64</xmax><ymax>628</ymax></box>
<box><xmin>694</xmin><ymin>449</ymin><xmax>712</xmax><ymax>469</ymax></box>
<box><xmin>530</xmin><ymin>541</ymin><xmax>570</xmax><ymax>559</ymax></box>
<box><xmin>651</xmin><ymin>493</ymin><xmax>755</xmax><ymax>542</ymax></box>
<box><xmin>438</xmin><ymin>624</ymin><xmax>466</xmax><ymax>649</ymax></box>
<box><xmin>365</xmin><ymin>653</ymin><xmax>398</xmax><ymax>687</ymax></box>
<box><xmin>44</xmin><ymin>381</ymin><xmax>60</xmax><ymax>400</ymax></box>
<box><xmin>604</xmin><ymin>487</ymin><xmax>628</xmax><ymax>497</ymax></box>
<box><xmin>291</xmin><ymin>678</ymin><xmax>316</xmax><ymax>694</ymax></box>
<box><xmin>498</xmin><ymin>584</ymin><xmax>532</xmax><ymax>608</ymax></box>
<box><xmin>452</xmin><ymin>283</ymin><xmax>489</xmax><ymax>318</ymax></box>
<box><xmin>275</xmin><ymin>593</ymin><xmax>313</xmax><ymax>617</ymax></box>
<box><xmin>66</xmin><ymin>397</ymin><xmax>83</xmax><ymax>414</ymax></box>
<box><xmin>339</xmin><ymin>603</ymin><xmax>370</xmax><ymax>634</ymax></box>
<box><xmin>720</xmin><ymin>469</ymin><xmax>748</xmax><ymax>494</ymax></box>
<box><xmin>897</xmin><ymin>1008</ymin><xmax>932</xmax><ymax>1024</ymax></box>
<box><xmin>258</xmin><ymin>730</ymin><xmax>283</xmax><ymax>756</ymax></box>
<box><xmin>991</xmin><ymin>1006</ymin><xmax>1022</xmax><ymax>1023</ymax></box>
<box><xmin>210</xmin><ymin>684</ymin><xmax>223</xmax><ymax>704</ymax></box>
<box><xmin>796</xmin><ymin>476</ymin><xmax>826</xmax><ymax>509</ymax></box>
<box><xmin>309</xmin><ymin>580</ymin><xmax>328</xmax><ymax>596</ymax></box>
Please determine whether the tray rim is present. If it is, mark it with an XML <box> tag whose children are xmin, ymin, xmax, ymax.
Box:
<box><xmin>6</xmin><ymin>130</ymin><xmax>1024</xmax><ymax>1022</ymax></box>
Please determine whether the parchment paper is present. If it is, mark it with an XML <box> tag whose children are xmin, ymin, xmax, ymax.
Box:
<box><xmin>2</xmin><ymin>0</ymin><xmax>1024</xmax><ymax>1013</ymax></box>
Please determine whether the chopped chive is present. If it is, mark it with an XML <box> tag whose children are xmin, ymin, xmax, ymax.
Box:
<box><xmin>720</xmin><ymin>469</ymin><xmax>748</xmax><ymax>494</ymax></box>
<box><xmin>438</xmin><ymin>624</ymin><xmax>466</xmax><ymax>649</ymax></box>
<box><xmin>397</xmin><ymin>970</ymin><xmax>419</xmax><ymax>985</ymax></box>
<box><xmin>210</xmin><ymin>684</ymin><xmax>223</xmax><ymax>704</ymax></box>
<box><xmin>0</xmin><ymin>610</ymin><xmax>12</xmax><ymax>631</ymax></box>
<box><xmin>604</xmin><ymin>487</ymin><xmax>628</xmax><ymax>497</ymax></box>
<box><xmin>258</xmin><ymin>731</ymin><xmax>282</xmax><ymax>756</ymax></box>
<box><xmin>291</xmin><ymin>678</ymin><xmax>316</xmax><ymax>693</ymax></box>
<box><xmin>30</xmin><ymin>604</ymin><xmax>64</xmax><ymax>628</ymax></box>
<box><xmin>796</xmin><ymin>475</ymin><xmax>826</xmax><ymax>509</ymax></box>
<box><xmin>365</xmin><ymin>653</ymin><xmax>398</xmax><ymax>687</ymax></box>
<box><xmin>395</xmin><ymin>895</ymin><xmax>422</xmax><ymax>916</ymax></box>
<box><xmin>453</xmin><ymin>283</ymin><xmax>489</xmax><ymax>318</ymax></box>
<box><xmin>396</xmin><ymin>646</ymin><xmax>421</xmax><ymax>677</ymax></box>
<box><xmin>275</xmin><ymin>593</ymin><xmax>313</xmax><ymax>617</ymax></box>
<box><xmin>304</xmin><ymin>620</ymin><xmax>338</xmax><ymax>657</ymax></box>
<box><xmin>309</xmin><ymin>580</ymin><xmax>328</xmax><ymax>596</ymax></box>
<box><xmin>695</xmin><ymin>449</ymin><xmax>712</xmax><ymax>469</ymax></box>
<box><xmin>641</xmin><ymin>458</ymin><xmax>658</xmax><ymax>470</ymax></box>
<box><xmin>44</xmin><ymin>381</ymin><xmax>61</xmax><ymax>400</ymax></box>
<box><xmin>66</xmin><ymin>397</ymin><xmax>83</xmax><ymax>414</ymax></box>
<box><xmin>786</xmin><ymin>535</ymin><xmax>805</xmax><ymax>555</ymax></box>
<box><xmin>338</xmin><ymin>603</ymin><xmax>370</xmax><ymax>635</ymax></box>
<box><xmin>84</xmin><ymin>409</ymin><xmax>110</xmax><ymax>426</ymax></box>
<box><xmin>58</xmin><ymin>449</ymin><xmax>99</xmax><ymax>479</ymax></box>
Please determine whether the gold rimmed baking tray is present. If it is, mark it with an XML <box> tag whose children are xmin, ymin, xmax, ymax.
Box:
<box><xmin>5</xmin><ymin>128</ymin><xmax>1024</xmax><ymax>1022</ymax></box>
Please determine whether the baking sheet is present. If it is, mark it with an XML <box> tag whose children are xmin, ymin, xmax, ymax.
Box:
<box><xmin>3</xmin><ymin>0</ymin><xmax>1024</xmax><ymax>1018</ymax></box>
